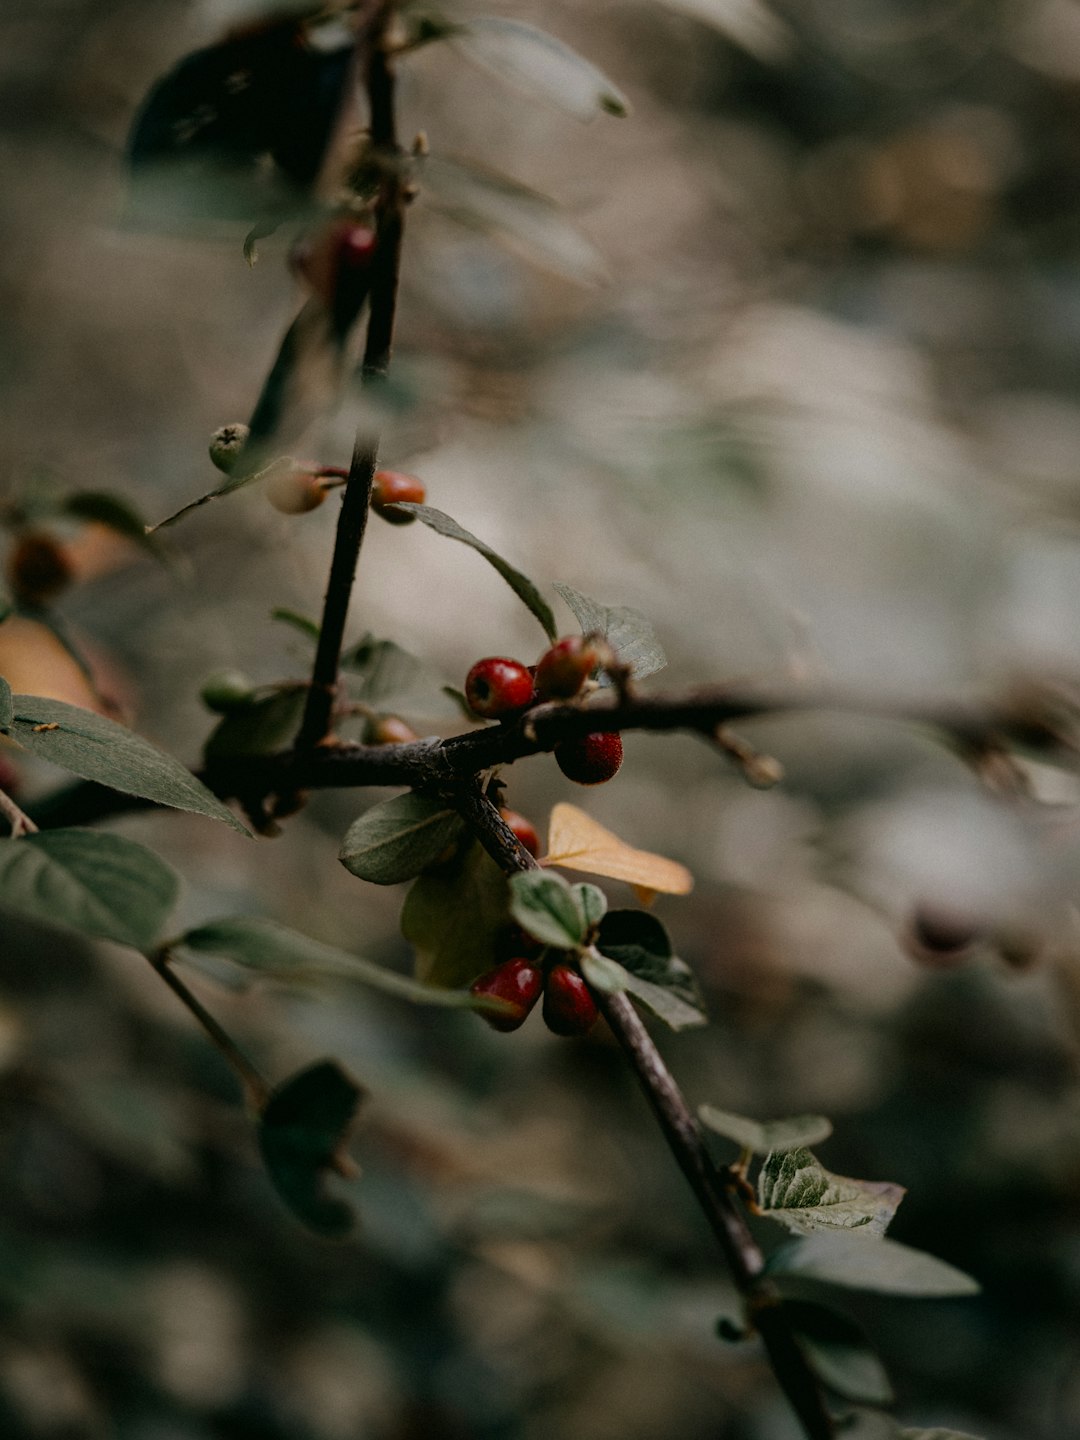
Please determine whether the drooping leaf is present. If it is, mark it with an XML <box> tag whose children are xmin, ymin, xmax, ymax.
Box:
<box><xmin>575</xmin><ymin>882</ymin><xmax>608</xmax><ymax>931</ymax></box>
<box><xmin>60</xmin><ymin>492</ymin><xmax>162</xmax><ymax>558</ymax></box>
<box><xmin>258</xmin><ymin>1060</ymin><xmax>365</xmax><ymax>1236</ymax></box>
<box><xmin>545</xmin><ymin>804</ymin><xmax>692</xmax><ymax>893</ymax></box>
<box><xmin>4</xmin><ymin>694</ymin><xmax>247</xmax><ymax>834</ymax></box>
<box><xmin>758</xmin><ymin>1147</ymin><xmax>905</xmax><ymax>1238</ymax></box>
<box><xmin>0</xmin><ymin>829</ymin><xmax>178</xmax><ymax>950</ymax></box>
<box><xmin>783</xmin><ymin>1300</ymin><xmax>894</xmax><ymax>1405</ymax></box>
<box><xmin>203</xmin><ymin>686</ymin><xmax>306</xmax><ymax>762</ymax></box>
<box><xmin>649</xmin><ymin>0</ymin><xmax>794</xmax><ymax>62</ymax></box>
<box><xmin>454</xmin><ymin>18</ymin><xmax>629</xmax><ymax>120</ymax></box>
<box><xmin>271</xmin><ymin>608</ymin><xmax>321</xmax><ymax>642</ymax></box>
<box><xmin>391</xmin><ymin>503</ymin><xmax>556</xmax><ymax>640</ymax></box>
<box><xmin>593</xmin><ymin>909</ymin><xmax>705</xmax><ymax>1027</ymax></box>
<box><xmin>698</xmin><ymin>1107</ymin><xmax>833</xmax><ymax>1156</ymax></box>
<box><xmin>0</xmin><ymin>677</ymin><xmax>12</xmax><ymax>729</ymax></box>
<box><xmin>553</xmin><ymin>582</ymin><xmax>666</xmax><ymax>681</ymax></box>
<box><xmin>423</xmin><ymin>155</ymin><xmax>608</xmax><ymax>285</ymax></box>
<box><xmin>339</xmin><ymin>793</ymin><xmax>465</xmax><ymax>885</ymax></box>
<box><xmin>768</xmin><ymin>1234</ymin><xmax>980</xmax><ymax>1298</ymax></box>
<box><xmin>177</xmin><ymin>915</ymin><xmax>508</xmax><ymax>1013</ymax></box>
<box><xmin>401</xmin><ymin>840</ymin><xmax>511</xmax><ymax>987</ymax></box>
<box><xmin>341</xmin><ymin>635</ymin><xmax>452</xmax><ymax>717</ymax></box>
<box><xmin>509</xmin><ymin>869</ymin><xmax>586</xmax><ymax>948</ymax></box>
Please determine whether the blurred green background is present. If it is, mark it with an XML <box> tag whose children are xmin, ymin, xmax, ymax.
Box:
<box><xmin>4</xmin><ymin>0</ymin><xmax>1080</xmax><ymax>1435</ymax></box>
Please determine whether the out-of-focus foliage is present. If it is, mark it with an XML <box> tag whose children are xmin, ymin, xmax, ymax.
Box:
<box><xmin>5</xmin><ymin>0</ymin><xmax>1080</xmax><ymax>1436</ymax></box>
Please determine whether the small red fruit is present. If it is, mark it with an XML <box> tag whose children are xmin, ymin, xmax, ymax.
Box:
<box><xmin>533</xmin><ymin>634</ymin><xmax>600</xmax><ymax>701</ymax></box>
<box><xmin>371</xmin><ymin>470</ymin><xmax>426</xmax><ymax>524</ymax></box>
<box><xmin>265</xmin><ymin>464</ymin><xmax>327</xmax><ymax>515</ymax></box>
<box><xmin>336</xmin><ymin>224</ymin><xmax>377</xmax><ymax>270</ymax></box>
<box><xmin>554</xmin><ymin>731</ymin><xmax>623</xmax><ymax>785</ymax></box>
<box><xmin>470</xmin><ymin>958</ymin><xmax>544</xmax><ymax>1032</ymax></box>
<box><xmin>7</xmin><ymin>532</ymin><xmax>74</xmax><ymax>607</ymax></box>
<box><xmin>464</xmin><ymin>657</ymin><xmax>534</xmax><ymax>719</ymax></box>
<box><xmin>542</xmin><ymin>964</ymin><xmax>599</xmax><ymax>1037</ymax></box>
<box><xmin>499</xmin><ymin>807</ymin><xmax>541</xmax><ymax>858</ymax></box>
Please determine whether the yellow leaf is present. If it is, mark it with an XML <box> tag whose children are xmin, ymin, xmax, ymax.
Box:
<box><xmin>544</xmin><ymin>803</ymin><xmax>693</xmax><ymax>895</ymax></box>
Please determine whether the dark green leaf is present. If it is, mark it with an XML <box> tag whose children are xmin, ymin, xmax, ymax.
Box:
<box><xmin>454</xmin><ymin>18</ymin><xmax>629</xmax><ymax>120</ymax></box>
<box><xmin>61</xmin><ymin>491</ymin><xmax>162</xmax><ymax>558</ymax></box>
<box><xmin>341</xmin><ymin>635</ymin><xmax>452</xmax><ymax>716</ymax></box>
<box><xmin>401</xmin><ymin>840</ymin><xmax>511</xmax><ymax>987</ymax></box>
<box><xmin>178</xmin><ymin>915</ymin><xmax>504</xmax><ymax>1011</ymax></box>
<box><xmin>0</xmin><ymin>829</ymin><xmax>178</xmax><ymax>949</ymax></box>
<box><xmin>0</xmin><ymin>677</ymin><xmax>12</xmax><ymax>730</ymax></box>
<box><xmin>783</xmin><ymin>1300</ymin><xmax>894</xmax><ymax>1405</ymax></box>
<box><xmin>340</xmin><ymin>793</ymin><xmax>465</xmax><ymax>885</ymax></box>
<box><xmin>698</xmin><ymin>1107</ymin><xmax>833</xmax><ymax>1155</ymax></box>
<box><xmin>271</xmin><ymin>608</ymin><xmax>320</xmax><ymax>642</ymax></box>
<box><xmin>768</xmin><ymin>1234</ymin><xmax>980</xmax><ymax>1298</ymax></box>
<box><xmin>258</xmin><ymin>1060</ymin><xmax>365</xmax><ymax>1236</ymax></box>
<box><xmin>758</xmin><ymin>1147</ymin><xmax>904</xmax><ymax>1237</ymax></box>
<box><xmin>203</xmin><ymin>686</ymin><xmax>306</xmax><ymax>762</ymax></box>
<box><xmin>393</xmin><ymin>503</ymin><xmax>556</xmax><ymax>640</ymax></box>
<box><xmin>509</xmin><ymin>869</ymin><xmax>586</xmax><ymax>947</ymax></box>
<box><xmin>616</xmin><ymin>965</ymin><xmax>707</xmax><ymax>1030</ymax></box>
<box><xmin>575</xmin><ymin>882</ymin><xmax>608</xmax><ymax>930</ymax></box>
<box><xmin>553</xmin><ymin>582</ymin><xmax>666</xmax><ymax>680</ymax></box>
<box><xmin>423</xmin><ymin>155</ymin><xmax>608</xmax><ymax>285</ymax></box>
<box><xmin>6</xmin><ymin>695</ymin><xmax>247</xmax><ymax>834</ymax></box>
<box><xmin>596</xmin><ymin>909</ymin><xmax>704</xmax><ymax>1016</ymax></box>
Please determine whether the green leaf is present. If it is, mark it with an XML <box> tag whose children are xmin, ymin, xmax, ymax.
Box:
<box><xmin>423</xmin><ymin>155</ymin><xmax>608</xmax><ymax>285</ymax></box>
<box><xmin>339</xmin><ymin>793</ymin><xmax>465</xmax><ymax>885</ymax></box>
<box><xmin>0</xmin><ymin>676</ymin><xmax>12</xmax><ymax>730</ymax></box>
<box><xmin>553</xmin><ymin>582</ymin><xmax>666</xmax><ymax>680</ymax></box>
<box><xmin>401</xmin><ymin>840</ymin><xmax>511</xmax><ymax>987</ymax></box>
<box><xmin>649</xmin><ymin>0</ymin><xmax>794</xmax><ymax>62</ymax></box>
<box><xmin>575</xmin><ymin>882</ymin><xmax>608</xmax><ymax>930</ymax></box>
<box><xmin>595</xmin><ymin>909</ymin><xmax>705</xmax><ymax>1027</ymax></box>
<box><xmin>758</xmin><ymin>1148</ymin><xmax>905</xmax><ymax>1237</ymax></box>
<box><xmin>6</xmin><ymin>695</ymin><xmax>247</xmax><ymax>834</ymax></box>
<box><xmin>258</xmin><ymin>1060</ymin><xmax>365</xmax><ymax>1237</ymax></box>
<box><xmin>783</xmin><ymin>1300</ymin><xmax>894</xmax><ymax>1405</ymax></box>
<box><xmin>698</xmin><ymin>1108</ymin><xmax>833</xmax><ymax>1155</ymax></box>
<box><xmin>177</xmin><ymin>915</ymin><xmax>504</xmax><ymax>1011</ymax></box>
<box><xmin>0</xmin><ymin>829</ymin><xmax>178</xmax><ymax>950</ymax></box>
<box><xmin>768</xmin><ymin>1234</ymin><xmax>980</xmax><ymax>1298</ymax></box>
<box><xmin>61</xmin><ymin>491</ymin><xmax>162</xmax><ymax>558</ymax></box>
<box><xmin>341</xmin><ymin>635</ymin><xmax>451</xmax><ymax>717</ymax></box>
<box><xmin>203</xmin><ymin>686</ymin><xmax>306</xmax><ymax>762</ymax></box>
<box><xmin>509</xmin><ymin>869</ymin><xmax>586</xmax><ymax>947</ymax></box>
<box><xmin>393</xmin><ymin>503</ymin><xmax>556</xmax><ymax>640</ymax></box>
<box><xmin>454</xmin><ymin>18</ymin><xmax>629</xmax><ymax>121</ymax></box>
<box><xmin>580</xmin><ymin>949</ymin><xmax>627</xmax><ymax>994</ymax></box>
<box><xmin>271</xmin><ymin>608</ymin><xmax>320</xmax><ymax>642</ymax></box>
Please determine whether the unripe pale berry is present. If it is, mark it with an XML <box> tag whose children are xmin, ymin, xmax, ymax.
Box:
<box><xmin>542</xmin><ymin>964</ymin><xmax>598</xmax><ymax>1037</ymax></box>
<box><xmin>368</xmin><ymin>715</ymin><xmax>418</xmax><ymax>745</ymax></box>
<box><xmin>200</xmin><ymin>669</ymin><xmax>255</xmax><ymax>714</ymax></box>
<box><xmin>533</xmin><ymin>634</ymin><xmax>600</xmax><ymax>701</ymax></box>
<box><xmin>470</xmin><ymin>958</ymin><xmax>544</xmax><ymax>1032</ymax></box>
<box><xmin>208</xmin><ymin>423</ymin><xmax>250</xmax><ymax>474</ymax></box>
<box><xmin>7</xmin><ymin>533</ymin><xmax>73</xmax><ymax>607</ymax></box>
<box><xmin>265</xmin><ymin>465</ymin><xmax>327</xmax><ymax>515</ymax></box>
<box><xmin>464</xmin><ymin>657</ymin><xmax>534</xmax><ymax>719</ymax></box>
<box><xmin>554</xmin><ymin>731</ymin><xmax>623</xmax><ymax>785</ymax></box>
<box><xmin>371</xmin><ymin>470</ymin><xmax>426</xmax><ymax>524</ymax></box>
<box><xmin>499</xmin><ymin>807</ymin><xmax>541</xmax><ymax>858</ymax></box>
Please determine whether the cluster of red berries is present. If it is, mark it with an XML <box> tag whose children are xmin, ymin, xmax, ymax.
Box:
<box><xmin>470</xmin><ymin>954</ymin><xmax>598</xmax><ymax>1037</ymax></box>
<box><xmin>463</xmin><ymin>636</ymin><xmax>623</xmax><ymax>785</ymax></box>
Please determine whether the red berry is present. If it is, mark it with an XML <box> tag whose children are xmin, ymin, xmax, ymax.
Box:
<box><xmin>470</xmin><ymin>958</ymin><xmax>544</xmax><ymax>1032</ymax></box>
<box><xmin>494</xmin><ymin>922</ymin><xmax>545</xmax><ymax>963</ymax></box>
<box><xmin>371</xmin><ymin>470</ymin><xmax>426</xmax><ymax>524</ymax></box>
<box><xmin>7</xmin><ymin>533</ymin><xmax>73</xmax><ymax>607</ymax></box>
<box><xmin>336</xmin><ymin>224</ymin><xmax>377</xmax><ymax>269</ymax></box>
<box><xmin>534</xmin><ymin>635</ymin><xmax>600</xmax><ymax>701</ymax></box>
<box><xmin>542</xmin><ymin>964</ymin><xmax>599</xmax><ymax>1037</ymax></box>
<box><xmin>464</xmin><ymin>657</ymin><xmax>534</xmax><ymax>719</ymax></box>
<box><xmin>554</xmin><ymin>731</ymin><xmax>623</xmax><ymax>785</ymax></box>
<box><xmin>499</xmin><ymin>807</ymin><xmax>541</xmax><ymax>858</ymax></box>
<box><xmin>265</xmin><ymin>464</ymin><xmax>327</xmax><ymax>515</ymax></box>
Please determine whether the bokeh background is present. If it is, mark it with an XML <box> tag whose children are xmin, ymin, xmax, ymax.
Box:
<box><xmin>5</xmin><ymin>0</ymin><xmax>1080</xmax><ymax>1435</ymax></box>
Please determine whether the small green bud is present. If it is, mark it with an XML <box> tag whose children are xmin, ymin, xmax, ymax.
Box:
<box><xmin>200</xmin><ymin>669</ymin><xmax>255</xmax><ymax>714</ymax></box>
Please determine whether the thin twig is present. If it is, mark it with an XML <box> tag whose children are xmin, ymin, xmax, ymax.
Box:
<box><xmin>0</xmin><ymin>787</ymin><xmax>38</xmax><ymax>837</ymax></box>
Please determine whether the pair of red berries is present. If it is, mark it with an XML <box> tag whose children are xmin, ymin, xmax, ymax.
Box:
<box><xmin>463</xmin><ymin>637</ymin><xmax>623</xmax><ymax>785</ymax></box>
<box><xmin>470</xmin><ymin>956</ymin><xmax>598</xmax><ymax>1037</ymax></box>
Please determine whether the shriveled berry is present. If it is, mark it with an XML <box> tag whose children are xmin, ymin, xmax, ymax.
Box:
<box><xmin>534</xmin><ymin>634</ymin><xmax>600</xmax><ymax>701</ymax></box>
<box><xmin>265</xmin><ymin>465</ymin><xmax>327</xmax><ymax>515</ymax></box>
<box><xmin>200</xmin><ymin>669</ymin><xmax>255</xmax><ymax>714</ymax></box>
<box><xmin>464</xmin><ymin>657</ymin><xmax>534</xmax><ymax>719</ymax></box>
<box><xmin>542</xmin><ymin>964</ymin><xmax>599</xmax><ymax>1037</ymax></box>
<box><xmin>371</xmin><ymin>470</ymin><xmax>426</xmax><ymax>524</ymax></box>
<box><xmin>7</xmin><ymin>533</ymin><xmax>73</xmax><ymax>607</ymax></box>
<box><xmin>368</xmin><ymin>715</ymin><xmax>418</xmax><ymax>745</ymax></box>
<box><xmin>470</xmin><ymin>958</ymin><xmax>544</xmax><ymax>1032</ymax></box>
<box><xmin>554</xmin><ymin>731</ymin><xmax>623</xmax><ymax>785</ymax></box>
<box><xmin>499</xmin><ymin>807</ymin><xmax>541</xmax><ymax>858</ymax></box>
